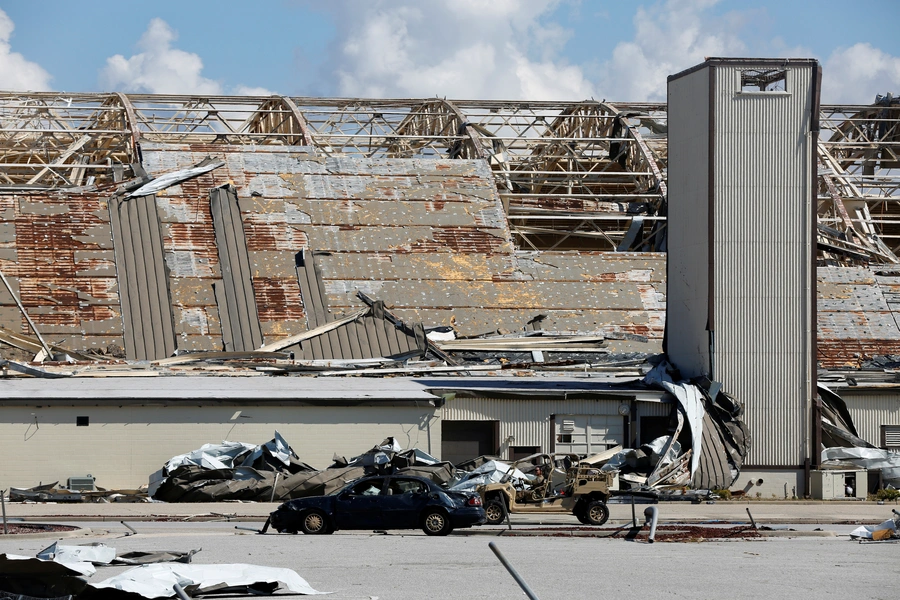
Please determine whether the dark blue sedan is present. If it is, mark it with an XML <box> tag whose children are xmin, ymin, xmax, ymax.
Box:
<box><xmin>269</xmin><ymin>474</ymin><xmax>485</xmax><ymax>536</ymax></box>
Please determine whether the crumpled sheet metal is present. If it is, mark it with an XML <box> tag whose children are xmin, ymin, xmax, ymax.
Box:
<box><xmin>822</xmin><ymin>446</ymin><xmax>900</xmax><ymax>487</ymax></box>
<box><xmin>0</xmin><ymin>553</ymin><xmax>92</xmax><ymax>598</ymax></box>
<box><xmin>92</xmin><ymin>563</ymin><xmax>326</xmax><ymax>598</ymax></box>
<box><xmin>125</xmin><ymin>158</ymin><xmax>224</xmax><ymax>198</ymax></box>
<box><xmin>38</xmin><ymin>542</ymin><xmax>115</xmax><ymax>566</ymax></box>
<box><xmin>0</xmin><ymin>553</ymin><xmax>94</xmax><ymax>577</ymax></box>
<box><xmin>659</xmin><ymin>382</ymin><xmax>705</xmax><ymax>478</ymax></box>
<box><xmin>164</xmin><ymin>431</ymin><xmax>295</xmax><ymax>473</ymax></box>
<box><xmin>849</xmin><ymin>517</ymin><xmax>898</xmax><ymax>540</ymax></box>
<box><xmin>642</xmin><ymin>360</ymin><xmax>750</xmax><ymax>490</ymax></box>
<box><xmin>113</xmin><ymin>549</ymin><xmax>201</xmax><ymax>566</ymax></box>
<box><xmin>447</xmin><ymin>460</ymin><xmax>528</xmax><ymax>492</ymax></box>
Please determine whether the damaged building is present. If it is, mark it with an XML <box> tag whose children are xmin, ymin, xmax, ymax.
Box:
<box><xmin>0</xmin><ymin>58</ymin><xmax>898</xmax><ymax>498</ymax></box>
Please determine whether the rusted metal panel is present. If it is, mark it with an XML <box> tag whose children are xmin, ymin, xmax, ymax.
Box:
<box><xmin>209</xmin><ymin>186</ymin><xmax>263</xmax><ymax>352</ymax></box>
<box><xmin>817</xmin><ymin>266</ymin><xmax>900</xmax><ymax>368</ymax></box>
<box><xmin>0</xmin><ymin>192</ymin><xmax>124</xmax><ymax>353</ymax></box>
<box><xmin>109</xmin><ymin>194</ymin><xmax>177</xmax><ymax>360</ymax></box>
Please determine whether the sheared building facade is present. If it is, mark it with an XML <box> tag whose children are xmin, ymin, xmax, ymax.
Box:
<box><xmin>0</xmin><ymin>71</ymin><xmax>898</xmax><ymax>495</ymax></box>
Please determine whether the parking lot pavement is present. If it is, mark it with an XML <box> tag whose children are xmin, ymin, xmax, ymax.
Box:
<box><xmin>4</xmin><ymin>499</ymin><xmax>895</xmax><ymax>524</ymax></box>
<box><xmin>0</xmin><ymin>520</ymin><xmax>895</xmax><ymax>600</ymax></box>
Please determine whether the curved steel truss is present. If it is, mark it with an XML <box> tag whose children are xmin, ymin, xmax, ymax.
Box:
<box><xmin>0</xmin><ymin>92</ymin><xmax>897</xmax><ymax>259</ymax></box>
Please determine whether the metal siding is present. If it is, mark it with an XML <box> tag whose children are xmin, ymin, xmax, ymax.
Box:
<box><xmin>712</xmin><ymin>65</ymin><xmax>815</xmax><ymax>466</ymax></box>
<box><xmin>839</xmin><ymin>391</ymin><xmax>900</xmax><ymax>447</ymax></box>
<box><xmin>209</xmin><ymin>186</ymin><xmax>264</xmax><ymax>352</ymax></box>
<box><xmin>109</xmin><ymin>195</ymin><xmax>177</xmax><ymax>360</ymax></box>
<box><xmin>667</xmin><ymin>67</ymin><xmax>711</xmax><ymax>378</ymax></box>
<box><xmin>442</xmin><ymin>396</ymin><xmax>661</xmax><ymax>457</ymax></box>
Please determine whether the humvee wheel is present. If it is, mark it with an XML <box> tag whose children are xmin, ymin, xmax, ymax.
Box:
<box><xmin>484</xmin><ymin>499</ymin><xmax>507</xmax><ymax>525</ymax></box>
<box><xmin>585</xmin><ymin>500</ymin><xmax>610</xmax><ymax>526</ymax></box>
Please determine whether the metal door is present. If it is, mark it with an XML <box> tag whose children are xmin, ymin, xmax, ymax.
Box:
<box><xmin>555</xmin><ymin>414</ymin><xmax>623</xmax><ymax>456</ymax></box>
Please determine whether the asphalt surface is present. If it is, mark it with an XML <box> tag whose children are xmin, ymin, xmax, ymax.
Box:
<box><xmin>0</xmin><ymin>501</ymin><xmax>897</xmax><ymax>599</ymax></box>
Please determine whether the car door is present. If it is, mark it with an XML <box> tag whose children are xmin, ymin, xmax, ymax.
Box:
<box><xmin>380</xmin><ymin>477</ymin><xmax>431</xmax><ymax>530</ymax></box>
<box><xmin>333</xmin><ymin>477</ymin><xmax>387</xmax><ymax>530</ymax></box>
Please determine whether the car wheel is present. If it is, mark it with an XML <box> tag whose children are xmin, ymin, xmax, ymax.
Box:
<box><xmin>422</xmin><ymin>510</ymin><xmax>452</xmax><ymax>536</ymax></box>
<box><xmin>573</xmin><ymin>505</ymin><xmax>590</xmax><ymax>525</ymax></box>
<box><xmin>484</xmin><ymin>499</ymin><xmax>507</xmax><ymax>525</ymax></box>
<box><xmin>301</xmin><ymin>510</ymin><xmax>330</xmax><ymax>535</ymax></box>
<box><xmin>585</xmin><ymin>500</ymin><xmax>610</xmax><ymax>526</ymax></box>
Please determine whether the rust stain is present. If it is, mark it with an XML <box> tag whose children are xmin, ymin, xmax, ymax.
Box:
<box><xmin>818</xmin><ymin>339</ymin><xmax>900</xmax><ymax>369</ymax></box>
<box><xmin>252</xmin><ymin>277</ymin><xmax>305</xmax><ymax>323</ymax></box>
<box><xmin>166</xmin><ymin>223</ymin><xmax>217</xmax><ymax>252</ymax></box>
<box><xmin>244</xmin><ymin>223</ymin><xmax>308</xmax><ymax>251</ymax></box>
<box><xmin>407</xmin><ymin>227</ymin><xmax>505</xmax><ymax>253</ymax></box>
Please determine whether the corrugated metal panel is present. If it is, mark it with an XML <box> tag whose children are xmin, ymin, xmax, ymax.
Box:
<box><xmin>134</xmin><ymin>145</ymin><xmax>666</xmax><ymax>355</ymax></box>
<box><xmin>666</xmin><ymin>66</ymin><xmax>711</xmax><ymax>378</ymax></box>
<box><xmin>712</xmin><ymin>64</ymin><xmax>815</xmax><ymax>467</ymax></box>
<box><xmin>109</xmin><ymin>195</ymin><xmax>176</xmax><ymax>360</ymax></box>
<box><xmin>838</xmin><ymin>391</ymin><xmax>900</xmax><ymax>447</ymax></box>
<box><xmin>442</xmin><ymin>396</ymin><xmax>664</xmax><ymax>456</ymax></box>
<box><xmin>0</xmin><ymin>194</ymin><xmax>122</xmax><ymax>356</ymax></box>
<box><xmin>817</xmin><ymin>267</ymin><xmax>900</xmax><ymax>368</ymax></box>
<box><xmin>209</xmin><ymin>186</ymin><xmax>263</xmax><ymax>352</ymax></box>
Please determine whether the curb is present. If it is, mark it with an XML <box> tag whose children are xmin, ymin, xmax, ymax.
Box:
<box><xmin>0</xmin><ymin>525</ymin><xmax>93</xmax><ymax>542</ymax></box>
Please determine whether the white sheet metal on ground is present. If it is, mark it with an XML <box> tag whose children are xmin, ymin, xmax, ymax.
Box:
<box><xmin>822</xmin><ymin>446</ymin><xmax>900</xmax><ymax>486</ymax></box>
<box><xmin>661</xmin><ymin>381</ymin><xmax>705</xmax><ymax>478</ymax></box>
<box><xmin>126</xmin><ymin>160</ymin><xmax>225</xmax><ymax>198</ymax></box>
<box><xmin>849</xmin><ymin>518</ymin><xmax>898</xmax><ymax>540</ymax></box>
<box><xmin>448</xmin><ymin>461</ymin><xmax>528</xmax><ymax>492</ymax></box>
<box><xmin>38</xmin><ymin>541</ymin><xmax>116</xmax><ymax>565</ymax></box>
<box><xmin>92</xmin><ymin>563</ymin><xmax>326</xmax><ymax>597</ymax></box>
<box><xmin>0</xmin><ymin>553</ymin><xmax>95</xmax><ymax>577</ymax></box>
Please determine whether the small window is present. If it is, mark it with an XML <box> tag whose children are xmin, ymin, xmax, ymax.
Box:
<box><xmin>76</xmin><ymin>416</ymin><xmax>89</xmax><ymax>427</ymax></box>
<box><xmin>883</xmin><ymin>425</ymin><xmax>900</xmax><ymax>450</ymax></box>
<box><xmin>740</xmin><ymin>68</ymin><xmax>787</xmax><ymax>92</ymax></box>
<box><xmin>556</xmin><ymin>434</ymin><xmax>573</xmax><ymax>444</ymax></box>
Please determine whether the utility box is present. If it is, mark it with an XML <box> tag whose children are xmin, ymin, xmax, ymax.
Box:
<box><xmin>67</xmin><ymin>475</ymin><xmax>96</xmax><ymax>492</ymax></box>
<box><xmin>810</xmin><ymin>470</ymin><xmax>866</xmax><ymax>499</ymax></box>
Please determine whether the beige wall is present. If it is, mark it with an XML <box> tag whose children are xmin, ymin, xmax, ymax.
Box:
<box><xmin>0</xmin><ymin>404</ymin><xmax>440</xmax><ymax>490</ymax></box>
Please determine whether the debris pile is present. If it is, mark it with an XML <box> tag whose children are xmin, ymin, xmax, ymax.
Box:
<box><xmin>0</xmin><ymin>542</ymin><xmax>325</xmax><ymax>598</ymax></box>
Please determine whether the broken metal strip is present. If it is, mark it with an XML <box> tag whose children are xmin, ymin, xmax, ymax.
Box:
<box><xmin>0</xmin><ymin>326</ymin><xmax>98</xmax><ymax>362</ymax></box>
<box><xmin>0</xmin><ymin>359</ymin><xmax>72</xmax><ymax>378</ymax></box>
<box><xmin>210</xmin><ymin>186</ymin><xmax>264</xmax><ymax>352</ymax></box>
<box><xmin>151</xmin><ymin>351</ymin><xmax>292</xmax><ymax>366</ymax></box>
<box><xmin>0</xmin><ymin>269</ymin><xmax>52</xmax><ymax>360</ymax></box>
<box><xmin>356</xmin><ymin>291</ymin><xmax>456</xmax><ymax>365</ymax></box>
<box><xmin>256</xmin><ymin>307</ymin><xmax>370</xmax><ymax>352</ymax></box>
<box><xmin>109</xmin><ymin>194</ymin><xmax>177</xmax><ymax>361</ymax></box>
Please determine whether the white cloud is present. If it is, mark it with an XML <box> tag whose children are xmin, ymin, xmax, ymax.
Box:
<box><xmin>100</xmin><ymin>19</ymin><xmax>222</xmax><ymax>94</ymax></box>
<box><xmin>314</xmin><ymin>0</ymin><xmax>594</xmax><ymax>100</ymax></box>
<box><xmin>233</xmin><ymin>85</ymin><xmax>276</xmax><ymax>96</ymax></box>
<box><xmin>595</xmin><ymin>0</ymin><xmax>748</xmax><ymax>101</ymax></box>
<box><xmin>0</xmin><ymin>9</ymin><xmax>52</xmax><ymax>91</ymax></box>
<box><xmin>822</xmin><ymin>43</ymin><xmax>900</xmax><ymax>104</ymax></box>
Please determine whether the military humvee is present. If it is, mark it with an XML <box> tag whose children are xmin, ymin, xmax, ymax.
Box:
<box><xmin>476</xmin><ymin>453</ymin><xmax>613</xmax><ymax>526</ymax></box>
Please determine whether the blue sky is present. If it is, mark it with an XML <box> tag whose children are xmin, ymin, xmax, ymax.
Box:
<box><xmin>0</xmin><ymin>0</ymin><xmax>897</xmax><ymax>103</ymax></box>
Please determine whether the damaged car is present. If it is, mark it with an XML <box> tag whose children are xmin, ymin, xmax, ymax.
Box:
<box><xmin>269</xmin><ymin>474</ymin><xmax>485</xmax><ymax>536</ymax></box>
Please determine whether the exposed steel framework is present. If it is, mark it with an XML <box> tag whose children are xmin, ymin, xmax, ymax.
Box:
<box><xmin>0</xmin><ymin>92</ymin><xmax>897</xmax><ymax>259</ymax></box>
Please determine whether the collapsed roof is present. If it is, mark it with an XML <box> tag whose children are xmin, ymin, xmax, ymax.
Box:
<box><xmin>0</xmin><ymin>92</ymin><xmax>896</xmax><ymax>370</ymax></box>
